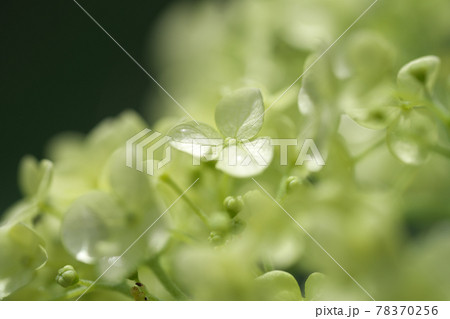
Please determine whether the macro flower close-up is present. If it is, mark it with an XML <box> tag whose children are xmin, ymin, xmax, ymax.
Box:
<box><xmin>1</xmin><ymin>0</ymin><xmax>450</xmax><ymax>314</ymax></box>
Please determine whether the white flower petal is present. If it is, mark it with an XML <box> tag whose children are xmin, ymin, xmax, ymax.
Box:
<box><xmin>216</xmin><ymin>138</ymin><xmax>273</xmax><ymax>178</ymax></box>
<box><xmin>215</xmin><ymin>88</ymin><xmax>264</xmax><ymax>139</ymax></box>
<box><xmin>168</xmin><ymin>121</ymin><xmax>223</xmax><ymax>161</ymax></box>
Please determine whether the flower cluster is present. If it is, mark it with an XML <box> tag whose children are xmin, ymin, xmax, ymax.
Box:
<box><xmin>1</xmin><ymin>0</ymin><xmax>450</xmax><ymax>300</ymax></box>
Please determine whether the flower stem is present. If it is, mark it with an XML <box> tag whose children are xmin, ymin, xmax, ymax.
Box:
<box><xmin>159</xmin><ymin>174</ymin><xmax>209</xmax><ymax>226</ymax></box>
<box><xmin>425</xmin><ymin>93</ymin><xmax>450</xmax><ymax>127</ymax></box>
<box><xmin>55</xmin><ymin>286</ymin><xmax>88</xmax><ymax>300</ymax></box>
<box><xmin>220</xmin><ymin>172</ymin><xmax>231</xmax><ymax>200</ymax></box>
<box><xmin>353</xmin><ymin>137</ymin><xmax>385</xmax><ymax>163</ymax></box>
<box><xmin>128</xmin><ymin>271</ymin><xmax>160</xmax><ymax>301</ymax></box>
<box><xmin>77</xmin><ymin>279</ymin><xmax>131</xmax><ymax>297</ymax></box>
<box><xmin>148</xmin><ymin>258</ymin><xmax>188</xmax><ymax>300</ymax></box>
<box><xmin>275</xmin><ymin>173</ymin><xmax>289</xmax><ymax>202</ymax></box>
<box><xmin>140</xmin><ymin>285</ymin><xmax>160</xmax><ymax>301</ymax></box>
<box><xmin>432</xmin><ymin>144</ymin><xmax>450</xmax><ymax>159</ymax></box>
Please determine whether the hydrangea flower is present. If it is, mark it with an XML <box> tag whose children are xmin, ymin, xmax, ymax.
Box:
<box><xmin>386</xmin><ymin>56</ymin><xmax>441</xmax><ymax>165</ymax></box>
<box><xmin>0</xmin><ymin>222</ymin><xmax>47</xmax><ymax>299</ymax></box>
<box><xmin>0</xmin><ymin>157</ymin><xmax>53</xmax><ymax>299</ymax></box>
<box><xmin>168</xmin><ymin>88</ymin><xmax>273</xmax><ymax>178</ymax></box>
<box><xmin>1</xmin><ymin>0</ymin><xmax>450</xmax><ymax>302</ymax></box>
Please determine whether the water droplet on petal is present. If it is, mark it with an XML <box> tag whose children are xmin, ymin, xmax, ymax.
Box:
<box><xmin>61</xmin><ymin>191</ymin><xmax>128</xmax><ymax>264</ymax></box>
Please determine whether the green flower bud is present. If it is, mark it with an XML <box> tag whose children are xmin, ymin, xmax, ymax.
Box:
<box><xmin>209</xmin><ymin>211</ymin><xmax>231</xmax><ymax>232</ymax></box>
<box><xmin>223</xmin><ymin>196</ymin><xmax>244</xmax><ymax>217</ymax></box>
<box><xmin>56</xmin><ymin>265</ymin><xmax>79</xmax><ymax>288</ymax></box>
<box><xmin>286</xmin><ymin>176</ymin><xmax>300</xmax><ymax>191</ymax></box>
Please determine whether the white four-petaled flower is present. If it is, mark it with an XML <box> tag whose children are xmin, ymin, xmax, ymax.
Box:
<box><xmin>168</xmin><ymin>88</ymin><xmax>273</xmax><ymax>178</ymax></box>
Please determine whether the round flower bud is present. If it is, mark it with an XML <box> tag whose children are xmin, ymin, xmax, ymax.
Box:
<box><xmin>209</xmin><ymin>211</ymin><xmax>231</xmax><ymax>232</ymax></box>
<box><xmin>223</xmin><ymin>196</ymin><xmax>244</xmax><ymax>217</ymax></box>
<box><xmin>56</xmin><ymin>265</ymin><xmax>79</xmax><ymax>288</ymax></box>
<box><xmin>286</xmin><ymin>176</ymin><xmax>300</xmax><ymax>190</ymax></box>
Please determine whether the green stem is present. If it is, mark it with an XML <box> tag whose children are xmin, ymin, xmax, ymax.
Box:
<box><xmin>54</xmin><ymin>286</ymin><xmax>89</xmax><ymax>301</ymax></box>
<box><xmin>148</xmin><ymin>258</ymin><xmax>188</xmax><ymax>300</ymax></box>
<box><xmin>432</xmin><ymin>144</ymin><xmax>450</xmax><ymax>159</ymax></box>
<box><xmin>128</xmin><ymin>271</ymin><xmax>161</xmax><ymax>301</ymax></box>
<box><xmin>425</xmin><ymin>93</ymin><xmax>450</xmax><ymax>127</ymax></box>
<box><xmin>275</xmin><ymin>173</ymin><xmax>289</xmax><ymax>202</ymax></box>
<box><xmin>78</xmin><ymin>279</ymin><xmax>131</xmax><ymax>297</ymax></box>
<box><xmin>219</xmin><ymin>172</ymin><xmax>231</xmax><ymax>200</ymax></box>
<box><xmin>140</xmin><ymin>285</ymin><xmax>160</xmax><ymax>301</ymax></box>
<box><xmin>55</xmin><ymin>278</ymin><xmax>137</xmax><ymax>301</ymax></box>
<box><xmin>160</xmin><ymin>174</ymin><xmax>209</xmax><ymax>226</ymax></box>
<box><xmin>353</xmin><ymin>137</ymin><xmax>385</xmax><ymax>163</ymax></box>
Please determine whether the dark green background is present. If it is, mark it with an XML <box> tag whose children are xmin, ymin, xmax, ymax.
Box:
<box><xmin>0</xmin><ymin>0</ymin><xmax>192</xmax><ymax>212</ymax></box>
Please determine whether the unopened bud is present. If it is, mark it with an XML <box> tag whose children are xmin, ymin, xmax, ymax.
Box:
<box><xmin>209</xmin><ymin>211</ymin><xmax>231</xmax><ymax>232</ymax></box>
<box><xmin>56</xmin><ymin>265</ymin><xmax>79</xmax><ymax>288</ymax></box>
<box><xmin>223</xmin><ymin>195</ymin><xmax>244</xmax><ymax>217</ymax></box>
<box><xmin>286</xmin><ymin>176</ymin><xmax>300</xmax><ymax>190</ymax></box>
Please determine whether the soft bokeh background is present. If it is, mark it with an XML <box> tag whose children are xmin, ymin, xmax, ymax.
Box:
<box><xmin>2</xmin><ymin>0</ymin><xmax>449</xmax><ymax>211</ymax></box>
<box><xmin>0</xmin><ymin>0</ymin><xmax>184</xmax><ymax>212</ymax></box>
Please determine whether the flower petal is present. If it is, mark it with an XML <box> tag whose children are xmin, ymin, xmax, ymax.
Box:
<box><xmin>0</xmin><ymin>223</ymin><xmax>47</xmax><ymax>299</ymax></box>
<box><xmin>216</xmin><ymin>137</ymin><xmax>273</xmax><ymax>178</ymax></box>
<box><xmin>168</xmin><ymin>121</ymin><xmax>223</xmax><ymax>160</ymax></box>
<box><xmin>255</xmin><ymin>270</ymin><xmax>303</xmax><ymax>301</ymax></box>
<box><xmin>215</xmin><ymin>88</ymin><xmax>264</xmax><ymax>139</ymax></box>
<box><xmin>397</xmin><ymin>55</ymin><xmax>440</xmax><ymax>97</ymax></box>
<box><xmin>387</xmin><ymin>109</ymin><xmax>438</xmax><ymax>165</ymax></box>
